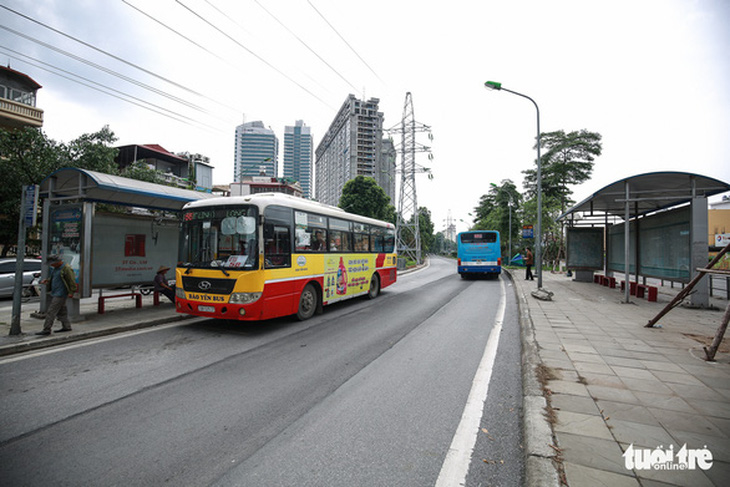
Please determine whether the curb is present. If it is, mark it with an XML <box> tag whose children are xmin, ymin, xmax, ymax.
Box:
<box><xmin>504</xmin><ymin>269</ymin><xmax>561</xmax><ymax>487</ymax></box>
<box><xmin>0</xmin><ymin>314</ymin><xmax>196</xmax><ymax>357</ymax></box>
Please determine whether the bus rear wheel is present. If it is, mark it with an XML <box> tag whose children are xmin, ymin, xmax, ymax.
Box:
<box><xmin>367</xmin><ymin>273</ymin><xmax>380</xmax><ymax>299</ymax></box>
<box><xmin>297</xmin><ymin>283</ymin><xmax>318</xmax><ymax>321</ymax></box>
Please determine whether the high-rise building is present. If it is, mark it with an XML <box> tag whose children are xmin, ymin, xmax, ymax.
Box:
<box><xmin>380</xmin><ymin>137</ymin><xmax>397</xmax><ymax>204</ymax></box>
<box><xmin>315</xmin><ymin>95</ymin><xmax>390</xmax><ymax>206</ymax></box>
<box><xmin>283</xmin><ymin>120</ymin><xmax>313</xmax><ymax>198</ymax></box>
<box><xmin>234</xmin><ymin>121</ymin><xmax>278</xmax><ymax>182</ymax></box>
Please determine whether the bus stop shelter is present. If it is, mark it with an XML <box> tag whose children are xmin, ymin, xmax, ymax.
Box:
<box><xmin>559</xmin><ymin>171</ymin><xmax>730</xmax><ymax>307</ymax></box>
<box><xmin>37</xmin><ymin>167</ymin><xmax>217</xmax><ymax>317</ymax></box>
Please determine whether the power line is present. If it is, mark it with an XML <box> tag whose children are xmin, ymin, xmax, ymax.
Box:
<box><xmin>306</xmin><ymin>0</ymin><xmax>384</xmax><ymax>83</ymax></box>
<box><xmin>122</xmin><ymin>0</ymin><xmax>227</xmax><ymax>65</ymax></box>
<box><xmin>0</xmin><ymin>45</ymin><xmax>221</xmax><ymax>132</ymax></box>
<box><xmin>0</xmin><ymin>4</ymin><xmax>209</xmax><ymax>101</ymax></box>
<box><xmin>251</xmin><ymin>0</ymin><xmax>360</xmax><ymax>92</ymax></box>
<box><xmin>174</xmin><ymin>0</ymin><xmax>335</xmax><ymax>110</ymax></box>
<box><xmin>0</xmin><ymin>25</ymin><xmax>209</xmax><ymax>114</ymax></box>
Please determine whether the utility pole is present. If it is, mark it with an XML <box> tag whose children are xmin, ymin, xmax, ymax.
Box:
<box><xmin>390</xmin><ymin>92</ymin><xmax>433</xmax><ymax>266</ymax></box>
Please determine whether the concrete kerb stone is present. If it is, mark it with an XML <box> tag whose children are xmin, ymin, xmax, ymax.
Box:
<box><xmin>504</xmin><ymin>269</ymin><xmax>561</xmax><ymax>487</ymax></box>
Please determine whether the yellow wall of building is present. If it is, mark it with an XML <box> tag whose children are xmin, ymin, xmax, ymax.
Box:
<box><xmin>709</xmin><ymin>209</ymin><xmax>730</xmax><ymax>244</ymax></box>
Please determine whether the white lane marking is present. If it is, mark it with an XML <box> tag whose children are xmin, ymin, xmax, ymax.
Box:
<box><xmin>0</xmin><ymin>321</ymin><xmax>198</xmax><ymax>365</ymax></box>
<box><xmin>435</xmin><ymin>276</ymin><xmax>506</xmax><ymax>487</ymax></box>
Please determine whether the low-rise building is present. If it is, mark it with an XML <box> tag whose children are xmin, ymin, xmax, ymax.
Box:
<box><xmin>0</xmin><ymin>65</ymin><xmax>43</xmax><ymax>129</ymax></box>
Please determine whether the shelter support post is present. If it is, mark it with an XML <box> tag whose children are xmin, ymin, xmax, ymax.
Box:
<box><xmin>690</xmin><ymin>196</ymin><xmax>709</xmax><ymax>308</ymax></box>
<box><xmin>623</xmin><ymin>181</ymin><xmax>630</xmax><ymax>303</ymax></box>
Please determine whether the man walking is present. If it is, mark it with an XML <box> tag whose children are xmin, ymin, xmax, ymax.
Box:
<box><xmin>525</xmin><ymin>247</ymin><xmax>534</xmax><ymax>281</ymax></box>
<box><xmin>36</xmin><ymin>255</ymin><xmax>78</xmax><ymax>336</ymax></box>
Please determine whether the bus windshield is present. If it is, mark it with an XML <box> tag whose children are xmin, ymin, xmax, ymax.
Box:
<box><xmin>179</xmin><ymin>206</ymin><xmax>258</xmax><ymax>271</ymax></box>
<box><xmin>460</xmin><ymin>232</ymin><xmax>497</xmax><ymax>244</ymax></box>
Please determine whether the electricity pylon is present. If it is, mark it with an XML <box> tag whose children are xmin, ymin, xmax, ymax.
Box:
<box><xmin>389</xmin><ymin>92</ymin><xmax>432</xmax><ymax>266</ymax></box>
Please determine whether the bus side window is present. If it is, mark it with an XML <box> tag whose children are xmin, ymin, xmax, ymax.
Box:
<box><xmin>372</xmin><ymin>227</ymin><xmax>385</xmax><ymax>252</ymax></box>
<box><xmin>353</xmin><ymin>223</ymin><xmax>370</xmax><ymax>252</ymax></box>
<box><xmin>264</xmin><ymin>205</ymin><xmax>293</xmax><ymax>268</ymax></box>
<box><xmin>329</xmin><ymin>218</ymin><xmax>352</xmax><ymax>252</ymax></box>
<box><xmin>295</xmin><ymin>212</ymin><xmax>327</xmax><ymax>253</ymax></box>
<box><xmin>264</xmin><ymin>224</ymin><xmax>291</xmax><ymax>268</ymax></box>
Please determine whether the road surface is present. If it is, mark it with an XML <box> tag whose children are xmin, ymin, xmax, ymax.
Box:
<box><xmin>0</xmin><ymin>256</ymin><xmax>523</xmax><ymax>486</ymax></box>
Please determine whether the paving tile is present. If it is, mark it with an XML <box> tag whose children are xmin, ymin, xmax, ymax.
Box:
<box><xmin>556</xmin><ymin>433</ymin><xmax>628</xmax><ymax>475</ymax></box>
<box><xmin>716</xmin><ymin>388</ymin><xmax>730</xmax><ymax>400</ymax></box>
<box><xmin>603</xmin><ymin>356</ymin><xmax>648</xmax><ymax>368</ymax></box>
<box><xmin>640</xmin><ymin>360</ymin><xmax>685</xmax><ymax>373</ymax></box>
<box><xmin>595</xmin><ymin>399</ymin><xmax>661</xmax><ymax>426</ymax></box>
<box><xmin>588</xmin><ymin>384</ymin><xmax>639</xmax><ymax>404</ymax></box>
<box><xmin>665</xmin><ymin>382</ymin><xmax>727</xmax><ymax>401</ymax></box>
<box><xmin>563</xmin><ymin>461</ymin><xmax>641</xmax><ymax>487</ymax></box>
<box><xmin>621</xmin><ymin>377</ymin><xmax>675</xmax><ymax>395</ymax></box>
<box><xmin>608</xmin><ymin>419</ymin><xmax>675</xmax><ymax>449</ymax></box>
<box><xmin>551</xmin><ymin>394</ymin><xmax>600</xmax><ymax>415</ymax></box>
<box><xmin>635</xmin><ymin>464</ymin><xmax>715</xmax><ymax>487</ymax></box>
<box><xmin>703</xmin><ymin>459</ymin><xmax>730</xmax><ymax>487</ymax></box>
<box><xmin>707</xmin><ymin>416</ymin><xmax>730</xmax><ymax>437</ymax></box>
<box><xmin>542</xmin><ymin>357</ymin><xmax>575</xmax><ymax>371</ymax></box>
<box><xmin>680</xmin><ymin>363</ymin><xmax>730</xmax><ymax>380</ymax></box>
<box><xmin>575</xmin><ymin>361</ymin><xmax>615</xmax><ymax>375</ymax></box>
<box><xmin>555</xmin><ymin>410</ymin><xmax>613</xmax><ymax>440</ymax></box>
<box><xmin>600</xmin><ymin>348</ymin><xmax>645</xmax><ymax>360</ymax></box>
<box><xmin>651</xmin><ymin>370</ymin><xmax>706</xmax><ymax>386</ymax></box>
<box><xmin>539</xmin><ymin>349</ymin><xmax>570</xmax><ymax>362</ymax></box>
<box><xmin>686</xmin><ymin>398</ymin><xmax>730</xmax><ymax>419</ymax></box>
<box><xmin>612</xmin><ymin>366</ymin><xmax>661</xmax><ymax>380</ymax></box>
<box><xmin>547</xmin><ymin>380</ymin><xmax>591</xmax><ymax>397</ymax></box>
<box><xmin>651</xmin><ymin>409</ymin><xmax>728</xmax><ymax>439</ymax></box>
<box><xmin>582</xmin><ymin>372</ymin><xmax>625</xmax><ymax>389</ymax></box>
<box><xmin>633</xmin><ymin>391</ymin><xmax>697</xmax><ymax>414</ymax></box>
<box><xmin>636</xmin><ymin>477</ymin><xmax>686</xmax><ymax>487</ymax></box>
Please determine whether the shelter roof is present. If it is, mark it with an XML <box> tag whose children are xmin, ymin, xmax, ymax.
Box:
<box><xmin>559</xmin><ymin>171</ymin><xmax>730</xmax><ymax>222</ymax></box>
<box><xmin>40</xmin><ymin>167</ymin><xmax>216</xmax><ymax>211</ymax></box>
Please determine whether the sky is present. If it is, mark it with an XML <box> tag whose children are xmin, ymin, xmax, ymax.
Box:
<box><xmin>1</xmin><ymin>0</ymin><xmax>729</xmax><ymax>235</ymax></box>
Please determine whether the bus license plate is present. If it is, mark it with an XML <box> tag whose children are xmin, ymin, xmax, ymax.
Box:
<box><xmin>198</xmin><ymin>305</ymin><xmax>215</xmax><ymax>313</ymax></box>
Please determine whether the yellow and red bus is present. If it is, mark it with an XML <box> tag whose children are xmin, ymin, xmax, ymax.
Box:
<box><xmin>175</xmin><ymin>193</ymin><xmax>397</xmax><ymax>321</ymax></box>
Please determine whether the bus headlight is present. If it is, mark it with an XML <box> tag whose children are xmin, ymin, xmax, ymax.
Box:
<box><xmin>175</xmin><ymin>287</ymin><xmax>185</xmax><ymax>299</ymax></box>
<box><xmin>229</xmin><ymin>292</ymin><xmax>262</xmax><ymax>304</ymax></box>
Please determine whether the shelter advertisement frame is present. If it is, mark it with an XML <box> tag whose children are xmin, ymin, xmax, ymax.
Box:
<box><xmin>566</xmin><ymin>227</ymin><xmax>604</xmax><ymax>271</ymax></box>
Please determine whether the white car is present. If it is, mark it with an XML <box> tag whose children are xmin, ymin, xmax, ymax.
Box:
<box><xmin>0</xmin><ymin>258</ymin><xmax>42</xmax><ymax>298</ymax></box>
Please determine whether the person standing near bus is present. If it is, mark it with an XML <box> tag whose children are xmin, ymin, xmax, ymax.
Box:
<box><xmin>525</xmin><ymin>247</ymin><xmax>534</xmax><ymax>281</ymax></box>
<box><xmin>36</xmin><ymin>254</ymin><xmax>77</xmax><ymax>335</ymax></box>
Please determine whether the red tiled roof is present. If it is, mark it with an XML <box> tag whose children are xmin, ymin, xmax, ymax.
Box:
<box><xmin>1</xmin><ymin>65</ymin><xmax>42</xmax><ymax>90</ymax></box>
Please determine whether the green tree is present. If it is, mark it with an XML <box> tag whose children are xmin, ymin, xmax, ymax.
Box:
<box><xmin>522</xmin><ymin>129</ymin><xmax>602</xmax><ymax>268</ymax></box>
<box><xmin>522</xmin><ymin>129</ymin><xmax>602</xmax><ymax>211</ymax></box>
<box><xmin>0</xmin><ymin>126</ymin><xmax>120</xmax><ymax>256</ymax></box>
<box><xmin>120</xmin><ymin>161</ymin><xmax>165</xmax><ymax>184</ymax></box>
<box><xmin>399</xmin><ymin>206</ymin><xmax>435</xmax><ymax>255</ymax></box>
<box><xmin>472</xmin><ymin>180</ymin><xmax>522</xmax><ymax>259</ymax></box>
<box><xmin>339</xmin><ymin>175</ymin><xmax>396</xmax><ymax>223</ymax></box>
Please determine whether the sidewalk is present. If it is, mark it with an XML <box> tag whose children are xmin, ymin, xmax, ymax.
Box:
<box><xmin>511</xmin><ymin>269</ymin><xmax>730</xmax><ymax>487</ymax></box>
<box><xmin>0</xmin><ymin>292</ymin><xmax>194</xmax><ymax>357</ymax></box>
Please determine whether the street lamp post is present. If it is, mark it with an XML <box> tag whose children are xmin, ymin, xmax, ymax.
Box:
<box><xmin>484</xmin><ymin>81</ymin><xmax>543</xmax><ymax>289</ymax></box>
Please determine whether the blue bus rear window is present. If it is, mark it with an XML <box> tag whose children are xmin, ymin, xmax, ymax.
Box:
<box><xmin>460</xmin><ymin>232</ymin><xmax>497</xmax><ymax>243</ymax></box>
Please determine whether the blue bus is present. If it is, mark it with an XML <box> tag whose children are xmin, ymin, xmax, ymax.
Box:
<box><xmin>457</xmin><ymin>230</ymin><xmax>501</xmax><ymax>278</ymax></box>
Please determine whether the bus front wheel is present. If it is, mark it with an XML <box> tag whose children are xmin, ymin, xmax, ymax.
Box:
<box><xmin>367</xmin><ymin>273</ymin><xmax>380</xmax><ymax>299</ymax></box>
<box><xmin>297</xmin><ymin>283</ymin><xmax>318</xmax><ymax>321</ymax></box>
